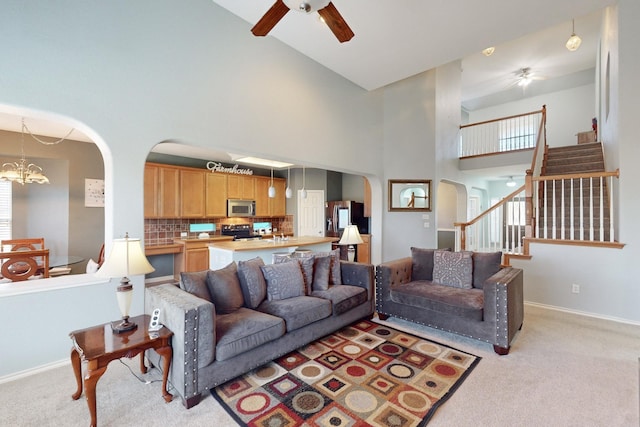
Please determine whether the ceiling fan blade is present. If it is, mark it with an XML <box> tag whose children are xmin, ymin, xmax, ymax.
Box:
<box><xmin>317</xmin><ymin>2</ymin><xmax>354</xmax><ymax>43</ymax></box>
<box><xmin>251</xmin><ymin>0</ymin><xmax>290</xmax><ymax>37</ymax></box>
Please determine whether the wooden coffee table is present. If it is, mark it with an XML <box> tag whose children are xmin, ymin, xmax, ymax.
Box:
<box><xmin>69</xmin><ymin>314</ymin><xmax>173</xmax><ymax>427</ymax></box>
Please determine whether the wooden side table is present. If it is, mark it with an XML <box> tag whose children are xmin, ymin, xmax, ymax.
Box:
<box><xmin>69</xmin><ymin>314</ymin><xmax>173</xmax><ymax>427</ymax></box>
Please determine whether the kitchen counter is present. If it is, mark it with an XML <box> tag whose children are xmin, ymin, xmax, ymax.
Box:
<box><xmin>208</xmin><ymin>236</ymin><xmax>337</xmax><ymax>270</ymax></box>
<box><xmin>145</xmin><ymin>244</ymin><xmax>183</xmax><ymax>256</ymax></box>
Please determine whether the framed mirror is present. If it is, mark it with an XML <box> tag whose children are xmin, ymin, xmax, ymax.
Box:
<box><xmin>388</xmin><ymin>179</ymin><xmax>432</xmax><ymax>212</ymax></box>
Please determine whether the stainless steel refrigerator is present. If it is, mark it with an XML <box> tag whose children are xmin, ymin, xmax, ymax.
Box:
<box><xmin>325</xmin><ymin>201</ymin><xmax>368</xmax><ymax>238</ymax></box>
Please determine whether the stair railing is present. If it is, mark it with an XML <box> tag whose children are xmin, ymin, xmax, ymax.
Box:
<box><xmin>532</xmin><ymin>170</ymin><xmax>620</xmax><ymax>242</ymax></box>
<box><xmin>454</xmin><ymin>185</ymin><xmax>527</xmax><ymax>255</ymax></box>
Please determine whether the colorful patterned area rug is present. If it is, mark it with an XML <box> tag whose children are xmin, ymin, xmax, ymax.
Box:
<box><xmin>212</xmin><ymin>319</ymin><xmax>480</xmax><ymax>427</ymax></box>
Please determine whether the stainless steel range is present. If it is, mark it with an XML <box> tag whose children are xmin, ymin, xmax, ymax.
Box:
<box><xmin>220</xmin><ymin>223</ymin><xmax>262</xmax><ymax>241</ymax></box>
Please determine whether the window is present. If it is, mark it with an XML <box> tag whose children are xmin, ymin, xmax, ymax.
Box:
<box><xmin>0</xmin><ymin>181</ymin><xmax>11</xmax><ymax>240</ymax></box>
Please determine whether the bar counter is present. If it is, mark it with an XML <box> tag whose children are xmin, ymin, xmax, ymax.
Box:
<box><xmin>208</xmin><ymin>236</ymin><xmax>337</xmax><ymax>269</ymax></box>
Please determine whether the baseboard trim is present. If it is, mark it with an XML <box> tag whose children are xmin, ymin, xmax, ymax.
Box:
<box><xmin>524</xmin><ymin>301</ymin><xmax>640</xmax><ymax>326</ymax></box>
<box><xmin>0</xmin><ymin>358</ymin><xmax>69</xmax><ymax>385</ymax></box>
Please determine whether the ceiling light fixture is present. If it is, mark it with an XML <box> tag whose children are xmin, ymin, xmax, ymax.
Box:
<box><xmin>285</xmin><ymin>167</ymin><xmax>292</xmax><ymax>199</ymax></box>
<box><xmin>283</xmin><ymin>0</ymin><xmax>330</xmax><ymax>14</ymax></box>
<box><xmin>506</xmin><ymin>176</ymin><xmax>517</xmax><ymax>187</ymax></box>
<box><xmin>0</xmin><ymin>118</ymin><xmax>50</xmax><ymax>185</ymax></box>
<box><xmin>517</xmin><ymin>68</ymin><xmax>533</xmax><ymax>87</ymax></box>
<box><xmin>268</xmin><ymin>167</ymin><xmax>276</xmax><ymax>198</ymax></box>
<box><xmin>482</xmin><ymin>47</ymin><xmax>495</xmax><ymax>57</ymax></box>
<box><xmin>233</xmin><ymin>156</ymin><xmax>293</xmax><ymax>169</ymax></box>
<box><xmin>565</xmin><ymin>19</ymin><xmax>582</xmax><ymax>52</ymax></box>
<box><xmin>300</xmin><ymin>166</ymin><xmax>307</xmax><ymax>199</ymax></box>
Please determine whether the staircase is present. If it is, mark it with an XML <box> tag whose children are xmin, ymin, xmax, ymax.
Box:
<box><xmin>538</xmin><ymin>142</ymin><xmax>610</xmax><ymax>241</ymax></box>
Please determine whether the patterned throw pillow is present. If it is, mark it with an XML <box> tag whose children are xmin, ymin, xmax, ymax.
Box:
<box><xmin>261</xmin><ymin>261</ymin><xmax>305</xmax><ymax>301</ymax></box>
<box><xmin>432</xmin><ymin>250</ymin><xmax>473</xmax><ymax>289</ymax></box>
<box><xmin>237</xmin><ymin>257</ymin><xmax>267</xmax><ymax>309</ymax></box>
<box><xmin>206</xmin><ymin>262</ymin><xmax>245</xmax><ymax>314</ymax></box>
<box><xmin>275</xmin><ymin>255</ymin><xmax>315</xmax><ymax>294</ymax></box>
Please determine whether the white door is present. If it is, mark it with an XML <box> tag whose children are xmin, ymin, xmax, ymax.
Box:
<box><xmin>297</xmin><ymin>190</ymin><xmax>325</xmax><ymax>237</ymax></box>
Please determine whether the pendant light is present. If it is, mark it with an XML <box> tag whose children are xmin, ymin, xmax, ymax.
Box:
<box><xmin>565</xmin><ymin>19</ymin><xmax>582</xmax><ymax>52</ymax></box>
<box><xmin>268</xmin><ymin>167</ymin><xmax>276</xmax><ymax>198</ymax></box>
<box><xmin>0</xmin><ymin>118</ymin><xmax>50</xmax><ymax>185</ymax></box>
<box><xmin>300</xmin><ymin>166</ymin><xmax>307</xmax><ymax>199</ymax></box>
<box><xmin>285</xmin><ymin>167</ymin><xmax>292</xmax><ymax>198</ymax></box>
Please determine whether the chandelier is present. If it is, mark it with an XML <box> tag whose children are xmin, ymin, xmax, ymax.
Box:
<box><xmin>0</xmin><ymin>118</ymin><xmax>50</xmax><ymax>185</ymax></box>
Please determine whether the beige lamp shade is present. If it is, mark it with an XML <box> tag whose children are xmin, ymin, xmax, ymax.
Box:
<box><xmin>339</xmin><ymin>225</ymin><xmax>364</xmax><ymax>245</ymax></box>
<box><xmin>96</xmin><ymin>235</ymin><xmax>155</xmax><ymax>278</ymax></box>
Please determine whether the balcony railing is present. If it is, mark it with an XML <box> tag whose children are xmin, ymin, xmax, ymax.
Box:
<box><xmin>459</xmin><ymin>107</ymin><xmax>545</xmax><ymax>158</ymax></box>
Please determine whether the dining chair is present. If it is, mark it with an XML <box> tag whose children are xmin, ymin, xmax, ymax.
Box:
<box><xmin>1</xmin><ymin>238</ymin><xmax>45</xmax><ymax>252</ymax></box>
<box><xmin>1</xmin><ymin>238</ymin><xmax>48</xmax><ymax>279</ymax></box>
<box><xmin>0</xmin><ymin>249</ymin><xmax>50</xmax><ymax>281</ymax></box>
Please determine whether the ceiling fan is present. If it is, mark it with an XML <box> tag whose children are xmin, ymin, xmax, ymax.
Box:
<box><xmin>251</xmin><ymin>0</ymin><xmax>354</xmax><ymax>43</ymax></box>
<box><xmin>516</xmin><ymin>67</ymin><xmax>545</xmax><ymax>87</ymax></box>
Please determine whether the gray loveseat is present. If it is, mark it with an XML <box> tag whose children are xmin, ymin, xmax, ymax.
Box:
<box><xmin>376</xmin><ymin>248</ymin><xmax>523</xmax><ymax>355</ymax></box>
<box><xmin>145</xmin><ymin>253</ymin><xmax>374</xmax><ymax>408</ymax></box>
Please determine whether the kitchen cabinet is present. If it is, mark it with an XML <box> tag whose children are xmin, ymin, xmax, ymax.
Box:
<box><xmin>180</xmin><ymin>169</ymin><xmax>205</xmax><ymax>218</ymax></box>
<box><xmin>145</xmin><ymin>164</ymin><xmax>180</xmax><ymax>219</ymax></box>
<box><xmin>227</xmin><ymin>175</ymin><xmax>255</xmax><ymax>200</ymax></box>
<box><xmin>173</xmin><ymin>236</ymin><xmax>234</xmax><ymax>277</ymax></box>
<box><xmin>270</xmin><ymin>179</ymin><xmax>286</xmax><ymax>216</ymax></box>
<box><xmin>206</xmin><ymin>172</ymin><xmax>227</xmax><ymax>217</ymax></box>
<box><xmin>357</xmin><ymin>234</ymin><xmax>371</xmax><ymax>264</ymax></box>
<box><xmin>331</xmin><ymin>234</ymin><xmax>371</xmax><ymax>264</ymax></box>
<box><xmin>144</xmin><ymin>164</ymin><xmax>159</xmax><ymax>218</ymax></box>
<box><xmin>363</xmin><ymin>177</ymin><xmax>371</xmax><ymax>218</ymax></box>
<box><xmin>255</xmin><ymin>176</ymin><xmax>286</xmax><ymax>217</ymax></box>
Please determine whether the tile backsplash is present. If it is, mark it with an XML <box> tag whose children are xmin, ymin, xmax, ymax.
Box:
<box><xmin>145</xmin><ymin>216</ymin><xmax>294</xmax><ymax>246</ymax></box>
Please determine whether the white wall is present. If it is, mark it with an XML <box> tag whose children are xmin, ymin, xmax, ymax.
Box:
<box><xmin>468</xmin><ymin>83</ymin><xmax>596</xmax><ymax>147</ymax></box>
<box><xmin>382</xmin><ymin>71</ymin><xmax>438</xmax><ymax>259</ymax></box>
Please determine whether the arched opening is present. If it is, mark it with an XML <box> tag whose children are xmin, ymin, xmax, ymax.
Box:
<box><xmin>436</xmin><ymin>179</ymin><xmax>468</xmax><ymax>249</ymax></box>
<box><xmin>0</xmin><ymin>109</ymin><xmax>106</xmax><ymax>277</ymax></box>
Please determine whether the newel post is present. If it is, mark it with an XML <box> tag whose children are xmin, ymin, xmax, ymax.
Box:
<box><xmin>525</xmin><ymin>169</ymin><xmax>534</xmax><ymax>239</ymax></box>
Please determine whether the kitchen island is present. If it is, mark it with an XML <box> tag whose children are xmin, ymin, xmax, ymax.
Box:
<box><xmin>208</xmin><ymin>236</ymin><xmax>337</xmax><ymax>270</ymax></box>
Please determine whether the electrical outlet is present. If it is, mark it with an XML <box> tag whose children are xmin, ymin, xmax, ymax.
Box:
<box><xmin>572</xmin><ymin>283</ymin><xmax>580</xmax><ymax>294</ymax></box>
<box><xmin>423</xmin><ymin>222</ymin><xmax>430</xmax><ymax>228</ymax></box>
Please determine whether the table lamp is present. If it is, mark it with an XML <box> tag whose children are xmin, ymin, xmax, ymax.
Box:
<box><xmin>96</xmin><ymin>233</ymin><xmax>155</xmax><ymax>333</ymax></box>
<box><xmin>339</xmin><ymin>225</ymin><xmax>363</xmax><ymax>262</ymax></box>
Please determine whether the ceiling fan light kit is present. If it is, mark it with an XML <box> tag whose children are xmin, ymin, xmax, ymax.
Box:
<box><xmin>565</xmin><ymin>19</ymin><xmax>582</xmax><ymax>52</ymax></box>
<box><xmin>251</xmin><ymin>0</ymin><xmax>354</xmax><ymax>43</ymax></box>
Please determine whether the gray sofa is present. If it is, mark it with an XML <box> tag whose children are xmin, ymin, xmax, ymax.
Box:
<box><xmin>376</xmin><ymin>248</ymin><xmax>523</xmax><ymax>355</ymax></box>
<box><xmin>145</xmin><ymin>254</ymin><xmax>374</xmax><ymax>408</ymax></box>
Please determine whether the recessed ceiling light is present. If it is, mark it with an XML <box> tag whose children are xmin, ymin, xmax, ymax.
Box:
<box><xmin>234</xmin><ymin>157</ymin><xmax>294</xmax><ymax>169</ymax></box>
<box><xmin>482</xmin><ymin>47</ymin><xmax>495</xmax><ymax>57</ymax></box>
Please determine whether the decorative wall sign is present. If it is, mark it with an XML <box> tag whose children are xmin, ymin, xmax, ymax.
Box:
<box><xmin>85</xmin><ymin>178</ymin><xmax>104</xmax><ymax>207</ymax></box>
<box><xmin>206</xmin><ymin>162</ymin><xmax>254</xmax><ymax>175</ymax></box>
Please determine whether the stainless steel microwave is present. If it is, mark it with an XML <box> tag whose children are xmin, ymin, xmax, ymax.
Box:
<box><xmin>227</xmin><ymin>199</ymin><xmax>256</xmax><ymax>217</ymax></box>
